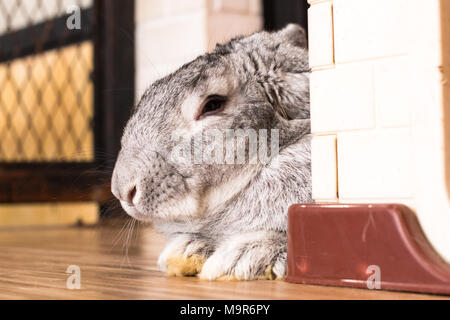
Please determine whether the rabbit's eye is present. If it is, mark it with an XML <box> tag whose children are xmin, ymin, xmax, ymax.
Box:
<box><xmin>197</xmin><ymin>95</ymin><xmax>226</xmax><ymax>119</ymax></box>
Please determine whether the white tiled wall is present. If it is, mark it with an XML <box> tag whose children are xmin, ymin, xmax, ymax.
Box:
<box><xmin>308</xmin><ymin>0</ymin><xmax>450</xmax><ymax>261</ymax></box>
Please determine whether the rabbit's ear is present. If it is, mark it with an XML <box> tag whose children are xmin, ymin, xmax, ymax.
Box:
<box><xmin>265</xmin><ymin>85</ymin><xmax>292</xmax><ymax>120</ymax></box>
<box><xmin>263</xmin><ymin>75</ymin><xmax>310</xmax><ymax>121</ymax></box>
<box><xmin>278</xmin><ymin>24</ymin><xmax>307</xmax><ymax>48</ymax></box>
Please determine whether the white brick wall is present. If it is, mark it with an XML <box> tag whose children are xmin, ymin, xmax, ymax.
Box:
<box><xmin>373</xmin><ymin>57</ymin><xmax>413</xmax><ymax>128</ymax></box>
<box><xmin>333</xmin><ymin>0</ymin><xmax>409</xmax><ymax>63</ymax></box>
<box><xmin>311</xmin><ymin>135</ymin><xmax>338</xmax><ymax>201</ymax></box>
<box><xmin>308</xmin><ymin>0</ymin><xmax>450</xmax><ymax>261</ymax></box>
<box><xmin>337</xmin><ymin>129</ymin><xmax>413</xmax><ymax>199</ymax></box>
<box><xmin>308</xmin><ymin>1</ymin><xmax>334</xmax><ymax>69</ymax></box>
<box><xmin>310</xmin><ymin>64</ymin><xmax>374</xmax><ymax>133</ymax></box>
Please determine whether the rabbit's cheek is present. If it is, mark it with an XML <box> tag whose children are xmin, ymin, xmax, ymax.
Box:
<box><xmin>136</xmin><ymin>174</ymin><xmax>201</xmax><ymax>221</ymax></box>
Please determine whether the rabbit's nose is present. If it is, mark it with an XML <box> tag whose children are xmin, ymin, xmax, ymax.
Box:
<box><xmin>112</xmin><ymin>181</ymin><xmax>138</xmax><ymax>205</ymax></box>
<box><xmin>127</xmin><ymin>186</ymin><xmax>137</xmax><ymax>204</ymax></box>
<box><xmin>111</xmin><ymin>168</ymin><xmax>138</xmax><ymax>205</ymax></box>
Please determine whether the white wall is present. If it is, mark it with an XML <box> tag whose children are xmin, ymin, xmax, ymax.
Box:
<box><xmin>135</xmin><ymin>0</ymin><xmax>262</xmax><ymax>98</ymax></box>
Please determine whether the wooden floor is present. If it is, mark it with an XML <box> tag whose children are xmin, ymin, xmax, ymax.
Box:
<box><xmin>0</xmin><ymin>219</ymin><xmax>447</xmax><ymax>300</ymax></box>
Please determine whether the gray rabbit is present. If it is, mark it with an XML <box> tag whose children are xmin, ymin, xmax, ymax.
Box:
<box><xmin>111</xmin><ymin>24</ymin><xmax>312</xmax><ymax>280</ymax></box>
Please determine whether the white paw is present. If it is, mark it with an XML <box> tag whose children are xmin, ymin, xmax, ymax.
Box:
<box><xmin>272</xmin><ymin>252</ymin><xmax>286</xmax><ymax>279</ymax></box>
<box><xmin>199</xmin><ymin>250</ymin><xmax>234</xmax><ymax>280</ymax></box>
<box><xmin>199</xmin><ymin>231</ymin><xmax>286</xmax><ymax>281</ymax></box>
<box><xmin>157</xmin><ymin>234</ymin><xmax>191</xmax><ymax>272</ymax></box>
<box><xmin>158</xmin><ymin>234</ymin><xmax>211</xmax><ymax>276</ymax></box>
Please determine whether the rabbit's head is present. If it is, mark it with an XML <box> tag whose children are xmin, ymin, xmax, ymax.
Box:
<box><xmin>111</xmin><ymin>24</ymin><xmax>310</xmax><ymax>223</ymax></box>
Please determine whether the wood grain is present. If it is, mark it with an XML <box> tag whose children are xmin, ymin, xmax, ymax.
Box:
<box><xmin>0</xmin><ymin>220</ymin><xmax>447</xmax><ymax>300</ymax></box>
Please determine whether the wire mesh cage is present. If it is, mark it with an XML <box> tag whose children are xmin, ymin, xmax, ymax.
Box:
<box><xmin>0</xmin><ymin>0</ymin><xmax>135</xmax><ymax>204</ymax></box>
<box><xmin>0</xmin><ymin>0</ymin><xmax>94</xmax><ymax>162</ymax></box>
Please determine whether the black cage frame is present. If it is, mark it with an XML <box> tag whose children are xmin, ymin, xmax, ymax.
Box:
<box><xmin>263</xmin><ymin>0</ymin><xmax>309</xmax><ymax>35</ymax></box>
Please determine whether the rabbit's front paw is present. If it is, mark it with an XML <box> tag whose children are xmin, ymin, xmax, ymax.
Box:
<box><xmin>199</xmin><ymin>231</ymin><xmax>286</xmax><ymax>281</ymax></box>
<box><xmin>158</xmin><ymin>234</ymin><xmax>211</xmax><ymax>276</ymax></box>
<box><xmin>165</xmin><ymin>254</ymin><xmax>205</xmax><ymax>277</ymax></box>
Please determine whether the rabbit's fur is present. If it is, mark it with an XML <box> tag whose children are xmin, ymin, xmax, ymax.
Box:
<box><xmin>111</xmin><ymin>24</ymin><xmax>311</xmax><ymax>280</ymax></box>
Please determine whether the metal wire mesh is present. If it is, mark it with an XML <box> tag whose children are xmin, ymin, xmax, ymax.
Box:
<box><xmin>0</xmin><ymin>0</ymin><xmax>94</xmax><ymax>162</ymax></box>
